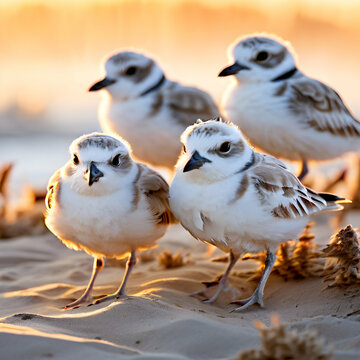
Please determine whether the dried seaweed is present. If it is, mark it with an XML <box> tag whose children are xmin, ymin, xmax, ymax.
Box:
<box><xmin>292</xmin><ymin>223</ymin><xmax>323</xmax><ymax>278</ymax></box>
<box><xmin>347</xmin><ymin>156</ymin><xmax>360</xmax><ymax>209</ymax></box>
<box><xmin>234</xmin><ymin>315</ymin><xmax>333</xmax><ymax>360</ymax></box>
<box><xmin>238</xmin><ymin>223</ymin><xmax>323</xmax><ymax>281</ymax></box>
<box><xmin>138</xmin><ymin>248</ymin><xmax>157</xmax><ymax>263</ymax></box>
<box><xmin>322</xmin><ymin>224</ymin><xmax>360</xmax><ymax>287</ymax></box>
<box><xmin>211</xmin><ymin>255</ymin><xmax>229</xmax><ymax>263</ymax></box>
<box><xmin>158</xmin><ymin>250</ymin><xmax>184</xmax><ymax>269</ymax></box>
<box><xmin>0</xmin><ymin>177</ymin><xmax>48</xmax><ymax>239</ymax></box>
<box><xmin>0</xmin><ymin>163</ymin><xmax>13</xmax><ymax>217</ymax></box>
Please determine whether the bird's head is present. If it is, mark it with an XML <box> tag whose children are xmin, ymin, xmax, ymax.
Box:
<box><xmin>176</xmin><ymin>118</ymin><xmax>254</xmax><ymax>183</ymax></box>
<box><xmin>63</xmin><ymin>133</ymin><xmax>135</xmax><ymax>196</ymax></box>
<box><xmin>89</xmin><ymin>50</ymin><xmax>164</xmax><ymax>100</ymax></box>
<box><xmin>218</xmin><ymin>34</ymin><xmax>296</xmax><ymax>84</ymax></box>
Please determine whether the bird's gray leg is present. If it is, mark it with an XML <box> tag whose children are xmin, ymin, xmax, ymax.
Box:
<box><xmin>200</xmin><ymin>251</ymin><xmax>240</xmax><ymax>304</ymax></box>
<box><xmin>231</xmin><ymin>250</ymin><xmax>276</xmax><ymax>312</ymax></box>
<box><xmin>115</xmin><ymin>250</ymin><xmax>137</xmax><ymax>297</ymax></box>
<box><xmin>91</xmin><ymin>250</ymin><xmax>136</xmax><ymax>305</ymax></box>
<box><xmin>297</xmin><ymin>160</ymin><xmax>308</xmax><ymax>181</ymax></box>
<box><xmin>64</xmin><ymin>257</ymin><xmax>104</xmax><ymax>309</ymax></box>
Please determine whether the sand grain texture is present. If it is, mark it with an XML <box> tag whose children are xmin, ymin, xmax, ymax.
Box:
<box><xmin>0</xmin><ymin>218</ymin><xmax>360</xmax><ymax>360</ymax></box>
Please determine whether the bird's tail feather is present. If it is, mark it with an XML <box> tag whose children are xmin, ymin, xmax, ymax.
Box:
<box><xmin>318</xmin><ymin>192</ymin><xmax>351</xmax><ymax>213</ymax></box>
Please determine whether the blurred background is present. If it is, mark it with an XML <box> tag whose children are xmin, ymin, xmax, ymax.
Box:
<box><xmin>0</xmin><ymin>0</ymin><xmax>360</xmax><ymax>193</ymax></box>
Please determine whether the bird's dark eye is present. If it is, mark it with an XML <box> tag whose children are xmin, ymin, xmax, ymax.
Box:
<box><xmin>111</xmin><ymin>154</ymin><xmax>121</xmax><ymax>166</ymax></box>
<box><xmin>125</xmin><ymin>66</ymin><xmax>137</xmax><ymax>76</ymax></box>
<box><xmin>73</xmin><ymin>154</ymin><xmax>79</xmax><ymax>165</ymax></box>
<box><xmin>219</xmin><ymin>142</ymin><xmax>231</xmax><ymax>153</ymax></box>
<box><xmin>255</xmin><ymin>51</ymin><xmax>269</xmax><ymax>62</ymax></box>
<box><xmin>182</xmin><ymin>145</ymin><xmax>187</xmax><ymax>153</ymax></box>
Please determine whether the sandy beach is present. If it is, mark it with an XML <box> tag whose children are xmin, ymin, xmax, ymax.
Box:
<box><xmin>1</xmin><ymin>1</ymin><xmax>360</xmax><ymax>359</ymax></box>
<box><xmin>0</xmin><ymin>210</ymin><xmax>359</xmax><ymax>360</ymax></box>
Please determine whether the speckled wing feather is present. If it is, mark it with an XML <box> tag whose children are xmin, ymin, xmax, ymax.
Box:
<box><xmin>166</xmin><ymin>83</ymin><xmax>220</xmax><ymax>127</ymax></box>
<box><xmin>137</xmin><ymin>164</ymin><xmax>175</xmax><ymax>224</ymax></box>
<box><xmin>248</xmin><ymin>154</ymin><xmax>340</xmax><ymax>219</ymax></box>
<box><xmin>289</xmin><ymin>78</ymin><xmax>360</xmax><ymax>137</ymax></box>
<box><xmin>45</xmin><ymin>169</ymin><xmax>61</xmax><ymax>210</ymax></box>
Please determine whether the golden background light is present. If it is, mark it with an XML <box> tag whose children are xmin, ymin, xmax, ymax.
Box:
<box><xmin>0</xmin><ymin>0</ymin><xmax>359</xmax><ymax>135</ymax></box>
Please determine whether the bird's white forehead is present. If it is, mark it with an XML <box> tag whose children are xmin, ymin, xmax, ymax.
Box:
<box><xmin>232</xmin><ymin>35</ymin><xmax>289</xmax><ymax>58</ymax></box>
<box><xmin>105</xmin><ymin>51</ymin><xmax>151</xmax><ymax>71</ymax></box>
<box><xmin>182</xmin><ymin>121</ymin><xmax>243</xmax><ymax>147</ymax></box>
<box><xmin>70</xmin><ymin>133</ymin><xmax>130</xmax><ymax>161</ymax></box>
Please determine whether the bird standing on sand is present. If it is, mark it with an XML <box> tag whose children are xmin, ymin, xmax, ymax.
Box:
<box><xmin>170</xmin><ymin>119</ymin><xmax>346</xmax><ymax>311</ymax></box>
<box><xmin>219</xmin><ymin>34</ymin><xmax>360</xmax><ymax>180</ymax></box>
<box><xmin>45</xmin><ymin>133</ymin><xmax>172</xmax><ymax>309</ymax></box>
<box><xmin>89</xmin><ymin>50</ymin><xmax>220</xmax><ymax>168</ymax></box>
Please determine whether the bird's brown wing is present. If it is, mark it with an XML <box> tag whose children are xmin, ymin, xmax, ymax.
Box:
<box><xmin>165</xmin><ymin>83</ymin><xmax>220</xmax><ymax>127</ymax></box>
<box><xmin>45</xmin><ymin>169</ymin><xmax>61</xmax><ymax>210</ymax></box>
<box><xmin>249</xmin><ymin>154</ymin><xmax>337</xmax><ymax>219</ymax></box>
<box><xmin>289</xmin><ymin>78</ymin><xmax>360</xmax><ymax>137</ymax></box>
<box><xmin>137</xmin><ymin>164</ymin><xmax>176</xmax><ymax>224</ymax></box>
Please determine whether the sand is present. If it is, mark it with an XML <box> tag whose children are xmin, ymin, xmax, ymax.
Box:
<box><xmin>0</xmin><ymin>213</ymin><xmax>360</xmax><ymax>360</ymax></box>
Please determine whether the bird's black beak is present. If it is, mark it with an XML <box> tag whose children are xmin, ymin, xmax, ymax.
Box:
<box><xmin>218</xmin><ymin>62</ymin><xmax>250</xmax><ymax>77</ymax></box>
<box><xmin>183</xmin><ymin>151</ymin><xmax>212</xmax><ymax>173</ymax></box>
<box><xmin>88</xmin><ymin>77</ymin><xmax>116</xmax><ymax>92</ymax></box>
<box><xmin>85</xmin><ymin>162</ymin><xmax>104</xmax><ymax>186</ymax></box>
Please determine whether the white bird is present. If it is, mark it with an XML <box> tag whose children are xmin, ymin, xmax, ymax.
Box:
<box><xmin>45</xmin><ymin>133</ymin><xmax>172</xmax><ymax>309</ymax></box>
<box><xmin>169</xmin><ymin>119</ymin><xmax>346</xmax><ymax>311</ymax></box>
<box><xmin>89</xmin><ymin>50</ymin><xmax>220</xmax><ymax>169</ymax></box>
<box><xmin>219</xmin><ymin>34</ymin><xmax>360</xmax><ymax>180</ymax></box>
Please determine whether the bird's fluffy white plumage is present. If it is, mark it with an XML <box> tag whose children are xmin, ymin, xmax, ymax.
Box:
<box><xmin>170</xmin><ymin>119</ymin><xmax>345</xmax><ymax>310</ymax></box>
<box><xmin>45</xmin><ymin>132</ymin><xmax>170</xmax><ymax>259</ymax></box>
<box><xmin>170</xmin><ymin>119</ymin><xmax>343</xmax><ymax>255</ymax></box>
<box><xmin>45</xmin><ymin>132</ymin><xmax>173</xmax><ymax>308</ymax></box>
<box><xmin>220</xmin><ymin>34</ymin><xmax>360</xmax><ymax>161</ymax></box>
<box><xmin>90</xmin><ymin>50</ymin><xmax>220</xmax><ymax>168</ymax></box>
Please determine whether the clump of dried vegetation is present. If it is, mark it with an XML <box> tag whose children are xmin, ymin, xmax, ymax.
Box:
<box><xmin>0</xmin><ymin>163</ymin><xmax>48</xmax><ymax>239</ymax></box>
<box><xmin>322</xmin><ymin>224</ymin><xmax>360</xmax><ymax>287</ymax></box>
<box><xmin>239</xmin><ymin>223</ymin><xmax>323</xmax><ymax>281</ymax></box>
<box><xmin>138</xmin><ymin>248</ymin><xmax>157</xmax><ymax>263</ymax></box>
<box><xmin>158</xmin><ymin>250</ymin><xmax>185</xmax><ymax>269</ymax></box>
<box><xmin>234</xmin><ymin>315</ymin><xmax>333</xmax><ymax>360</ymax></box>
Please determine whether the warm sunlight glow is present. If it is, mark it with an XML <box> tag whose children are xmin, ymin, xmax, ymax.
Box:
<box><xmin>0</xmin><ymin>0</ymin><xmax>359</xmax><ymax>137</ymax></box>
<box><xmin>0</xmin><ymin>323</ymin><xmax>126</xmax><ymax>349</ymax></box>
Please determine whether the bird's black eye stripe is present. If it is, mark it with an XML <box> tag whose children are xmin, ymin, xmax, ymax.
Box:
<box><xmin>73</xmin><ymin>154</ymin><xmax>79</xmax><ymax>165</ymax></box>
<box><xmin>255</xmin><ymin>51</ymin><xmax>269</xmax><ymax>62</ymax></box>
<box><xmin>182</xmin><ymin>145</ymin><xmax>187</xmax><ymax>153</ymax></box>
<box><xmin>125</xmin><ymin>66</ymin><xmax>137</xmax><ymax>76</ymax></box>
<box><xmin>219</xmin><ymin>142</ymin><xmax>231</xmax><ymax>153</ymax></box>
<box><xmin>111</xmin><ymin>154</ymin><xmax>121</xmax><ymax>166</ymax></box>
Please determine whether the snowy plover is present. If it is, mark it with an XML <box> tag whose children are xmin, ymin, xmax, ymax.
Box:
<box><xmin>169</xmin><ymin>119</ymin><xmax>346</xmax><ymax>311</ymax></box>
<box><xmin>89</xmin><ymin>50</ymin><xmax>220</xmax><ymax>168</ymax></box>
<box><xmin>219</xmin><ymin>34</ymin><xmax>360</xmax><ymax>180</ymax></box>
<box><xmin>45</xmin><ymin>133</ymin><xmax>172</xmax><ymax>309</ymax></box>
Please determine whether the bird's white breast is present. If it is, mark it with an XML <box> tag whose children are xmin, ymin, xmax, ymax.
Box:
<box><xmin>222</xmin><ymin>82</ymin><xmax>360</xmax><ymax>160</ymax></box>
<box><xmin>100</xmin><ymin>96</ymin><xmax>182</xmax><ymax>168</ymax></box>
<box><xmin>223</xmin><ymin>83</ymin><xmax>304</xmax><ymax>159</ymax></box>
<box><xmin>170</xmin><ymin>171</ymin><xmax>307</xmax><ymax>255</ymax></box>
<box><xmin>46</xmin><ymin>182</ymin><xmax>165</xmax><ymax>258</ymax></box>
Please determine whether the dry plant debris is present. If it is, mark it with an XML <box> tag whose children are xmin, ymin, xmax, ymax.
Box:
<box><xmin>158</xmin><ymin>250</ymin><xmax>184</xmax><ymax>269</ymax></box>
<box><xmin>347</xmin><ymin>156</ymin><xmax>360</xmax><ymax>209</ymax></box>
<box><xmin>0</xmin><ymin>163</ymin><xmax>13</xmax><ymax>217</ymax></box>
<box><xmin>138</xmin><ymin>248</ymin><xmax>157</xmax><ymax>263</ymax></box>
<box><xmin>211</xmin><ymin>255</ymin><xmax>229</xmax><ymax>263</ymax></box>
<box><xmin>322</xmin><ymin>224</ymin><xmax>360</xmax><ymax>287</ymax></box>
<box><xmin>234</xmin><ymin>315</ymin><xmax>333</xmax><ymax>360</ymax></box>
<box><xmin>292</xmin><ymin>223</ymin><xmax>323</xmax><ymax>278</ymax></box>
<box><xmin>0</xmin><ymin>164</ymin><xmax>48</xmax><ymax>239</ymax></box>
<box><xmin>238</xmin><ymin>223</ymin><xmax>323</xmax><ymax>281</ymax></box>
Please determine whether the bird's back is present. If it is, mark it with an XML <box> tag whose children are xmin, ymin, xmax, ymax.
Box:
<box><xmin>223</xmin><ymin>73</ymin><xmax>360</xmax><ymax>160</ymax></box>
